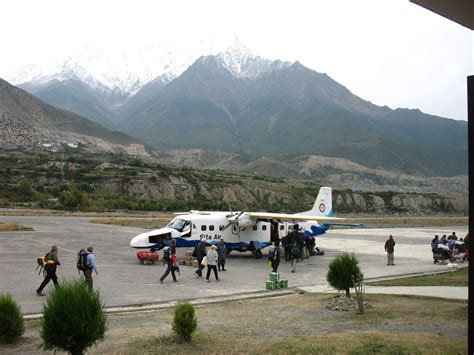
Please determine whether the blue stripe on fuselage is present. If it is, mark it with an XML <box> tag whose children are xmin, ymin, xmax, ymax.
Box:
<box><xmin>131</xmin><ymin>238</ymin><xmax>271</xmax><ymax>252</ymax></box>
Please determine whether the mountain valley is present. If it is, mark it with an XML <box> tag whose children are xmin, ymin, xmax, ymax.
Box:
<box><xmin>1</xmin><ymin>40</ymin><xmax>468</xmax><ymax>209</ymax></box>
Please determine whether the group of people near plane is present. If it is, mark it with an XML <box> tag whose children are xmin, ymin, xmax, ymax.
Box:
<box><xmin>431</xmin><ymin>232</ymin><xmax>469</xmax><ymax>261</ymax></box>
<box><xmin>159</xmin><ymin>223</ymin><xmax>320</xmax><ymax>283</ymax></box>
<box><xmin>279</xmin><ymin>224</ymin><xmax>318</xmax><ymax>271</ymax></box>
<box><xmin>266</xmin><ymin>223</ymin><xmax>319</xmax><ymax>274</ymax></box>
<box><xmin>158</xmin><ymin>237</ymin><xmax>228</xmax><ymax>283</ymax></box>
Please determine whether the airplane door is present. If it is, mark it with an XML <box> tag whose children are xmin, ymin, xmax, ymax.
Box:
<box><xmin>180</xmin><ymin>220</ymin><xmax>192</xmax><ymax>238</ymax></box>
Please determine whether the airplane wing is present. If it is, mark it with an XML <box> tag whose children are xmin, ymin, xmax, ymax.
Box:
<box><xmin>173</xmin><ymin>211</ymin><xmax>214</xmax><ymax>215</ymax></box>
<box><xmin>246</xmin><ymin>212</ymin><xmax>344</xmax><ymax>222</ymax></box>
<box><xmin>320</xmin><ymin>222</ymin><xmax>364</xmax><ymax>228</ymax></box>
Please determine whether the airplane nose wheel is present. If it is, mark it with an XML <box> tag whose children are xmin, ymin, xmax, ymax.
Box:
<box><xmin>254</xmin><ymin>250</ymin><xmax>262</xmax><ymax>259</ymax></box>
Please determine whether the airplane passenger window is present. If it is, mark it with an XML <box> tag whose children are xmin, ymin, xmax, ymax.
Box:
<box><xmin>209</xmin><ymin>225</ymin><xmax>214</xmax><ymax>231</ymax></box>
<box><xmin>262</xmin><ymin>225</ymin><xmax>267</xmax><ymax>231</ymax></box>
<box><xmin>252</xmin><ymin>225</ymin><xmax>257</xmax><ymax>231</ymax></box>
<box><xmin>280</xmin><ymin>225</ymin><xmax>285</xmax><ymax>230</ymax></box>
<box><xmin>201</xmin><ymin>225</ymin><xmax>207</xmax><ymax>231</ymax></box>
<box><xmin>219</xmin><ymin>225</ymin><xmax>224</xmax><ymax>231</ymax></box>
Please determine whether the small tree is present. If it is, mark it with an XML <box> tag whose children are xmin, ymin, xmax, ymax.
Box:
<box><xmin>352</xmin><ymin>272</ymin><xmax>365</xmax><ymax>314</ymax></box>
<box><xmin>41</xmin><ymin>279</ymin><xmax>107</xmax><ymax>355</ymax></box>
<box><xmin>172</xmin><ymin>302</ymin><xmax>197</xmax><ymax>342</ymax></box>
<box><xmin>0</xmin><ymin>293</ymin><xmax>25</xmax><ymax>343</ymax></box>
<box><xmin>326</xmin><ymin>252</ymin><xmax>362</xmax><ymax>297</ymax></box>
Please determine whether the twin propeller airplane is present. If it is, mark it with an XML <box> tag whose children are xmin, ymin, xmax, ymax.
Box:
<box><xmin>130</xmin><ymin>187</ymin><xmax>354</xmax><ymax>258</ymax></box>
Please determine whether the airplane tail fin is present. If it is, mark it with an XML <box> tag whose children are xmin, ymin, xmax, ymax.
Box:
<box><xmin>301</xmin><ymin>187</ymin><xmax>333</xmax><ymax>217</ymax></box>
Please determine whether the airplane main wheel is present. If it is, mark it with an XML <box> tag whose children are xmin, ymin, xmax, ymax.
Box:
<box><xmin>254</xmin><ymin>250</ymin><xmax>262</xmax><ymax>259</ymax></box>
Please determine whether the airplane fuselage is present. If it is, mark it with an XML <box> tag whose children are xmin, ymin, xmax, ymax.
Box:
<box><xmin>130</xmin><ymin>187</ymin><xmax>340</xmax><ymax>257</ymax></box>
<box><xmin>129</xmin><ymin>211</ymin><xmax>321</xmax><ymax>255</ymax></box>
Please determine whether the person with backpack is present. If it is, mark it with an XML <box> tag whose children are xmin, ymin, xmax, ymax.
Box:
<box><xmin>36</xmin><ymin>245</ymin><xmax>60</xmax><ymax>296</ymax></box>
<box><xmin>160</xmin><ymin>246</ymin><xmax>177</xmax><ymax>283</ymax></box>
<box><xmin>268</xmin><ymin>242</ymin><xmax>281</xmax><ymax>273</ymax></box>
<box><xmin>83</xmin><ymin>246</ymin><xmax>98</xmax><ymax>291</ymax></box>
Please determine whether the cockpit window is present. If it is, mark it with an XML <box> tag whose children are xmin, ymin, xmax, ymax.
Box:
<box><xmin>167</xmin><ymin>218</ymin><xmax>189</xmax><ymax>232</ymax></box>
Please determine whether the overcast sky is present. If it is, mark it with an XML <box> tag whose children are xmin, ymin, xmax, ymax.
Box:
<box><xmin>1</xmin><ymin>0</ymin><xmax>472</xmax><ymax>121</ymax></box>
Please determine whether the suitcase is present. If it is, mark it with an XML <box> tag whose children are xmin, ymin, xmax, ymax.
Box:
<box><xmin>136</xmin><ymin>251</ymin><xmax>159</xmax><ymax>264</ymax></box>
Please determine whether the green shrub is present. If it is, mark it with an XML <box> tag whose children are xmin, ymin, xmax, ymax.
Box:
<box><xmin>172</xmin><ymin>302</ymin><xmax>197</xmax><ymax>342</ymax></box>
<box><xmin>326</xmin><ymin>252</ymin><xmax>362</xmax><ymax>297</ymax></box>
<box><xmin>41</xmin><ymin>279</ymin><xmax>107</xmax><ymax>355</ymax></box>
<box><xmin>0</xmin><ymin>293</ymin><xmax>25</xmax><ymax>343</ymax></box>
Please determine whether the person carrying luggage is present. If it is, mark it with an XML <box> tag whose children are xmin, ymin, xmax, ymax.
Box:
<box><xmin>160</xmin><ymin>246</ymin><xmax>177</xmax><ymax>283</ymax></box>
<box><xmin>36</xmin><ymin>245</ymin><xmax>60</xmax><ymax>296</ymax></box>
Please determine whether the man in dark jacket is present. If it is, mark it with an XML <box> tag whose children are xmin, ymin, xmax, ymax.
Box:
<box><xmin>384</xmin><ymin>235</ymin><xmax>396</xmax><ymax>266</ymax></box>
<box><xmin>193</xmin><ymin>240</ymin><xmax>207</xmax><ymax>278</ymax></box>
<box><xmin>431</xmin><ymin>235</ymin><xmax>439</xmax><ymax>252</ymax></box>
<box><xmin>159</xmin><ymin>246</ymin><xmax>177</xmax><ymax>283</ymax></box>
<box><xmin>217</xmin><ymin>239</ymin><xmax>227</xmax><ymax>271</ymax></box>
<box><xmin>268</xmin><ymin>242</ymin><xmax>281</xmax><ymax>273</ymax></box>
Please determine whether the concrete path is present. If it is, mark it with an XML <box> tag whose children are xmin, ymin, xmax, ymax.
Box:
<box><xmin>298</xmin><ymin>284</ymin><xmax>468</xmax><ymax>300</ymax></box>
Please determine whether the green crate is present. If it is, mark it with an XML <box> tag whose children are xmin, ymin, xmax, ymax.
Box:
<box><xmin>269</xmin><ymin>272</ymin><xmax>280</xmax><ymax>282</ymax></box>
<box><xmin>281</xmin><ymin>279</ymin><xmax>288</xmax><ymax>288</ymax></box>
<box><xmin>266</xmin><ymin>280</ymin><xmax>276</xmax><ymax>290</ymax></box>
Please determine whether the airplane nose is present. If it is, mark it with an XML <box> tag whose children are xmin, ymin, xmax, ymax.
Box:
<box><xmin>130</xmin><ymin>233</ymin><xmax>144</xmax><ymax>248</ymax></box>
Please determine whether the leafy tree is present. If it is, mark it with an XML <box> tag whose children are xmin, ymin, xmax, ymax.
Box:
<box><xmin>41</xmin><ymin>280</ymin><xmax>107</xmax><ymax>355</ymax></box>
<box><xmin>16</xmin><ymin>179</ymin><xmax>35</xmax><ymax>200</ymax></box>
<box><xmin>0</xmin><ymin>293</ymin><xmax>25</xmax><ymax>343</ymax></box>
<box><xmin>172</xmin><ymin>302</ymin><xmax>197</xmax><ymax>342</ymax></box>
<box><xmin>326</xmin><ymin>252</ymin><xmax>362</xmax><ymax>297</ymax></box>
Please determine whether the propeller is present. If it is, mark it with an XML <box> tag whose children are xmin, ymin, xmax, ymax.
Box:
<box><xmin>221</xmin><ymin>211</ymin><xmax>245</xmax><ymax>231</ymax></box>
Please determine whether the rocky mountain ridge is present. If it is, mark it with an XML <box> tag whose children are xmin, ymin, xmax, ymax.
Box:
<box><xmin>0</xmin><ymin>79</ymin><xmax>150</xmax><ymax>157</ymax></box>
<box><xmin>0</xmin><ymin>150</ymin><xmax>466</xmax><ymax>215</ymax></box>
<box><xmin>152</xmin><ymin>149</ymin><xmax>468</xmax><ymax>197</ymax></box>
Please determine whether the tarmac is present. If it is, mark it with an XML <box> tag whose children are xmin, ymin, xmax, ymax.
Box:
<box><xmin>0</xmin><ymin>215</ymin><xmax>468</xmax><ymax>318</ymax></box>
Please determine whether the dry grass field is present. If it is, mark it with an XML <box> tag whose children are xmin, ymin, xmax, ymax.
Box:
<box><xmin>0</xmin><ymin>221</ymin><xmax>33</xmax><ymax>232</ymax></box>
<box><xmin>2</xmin><ymin>293</ymin><xmax>467</xmax><ymax>354</ymax></box>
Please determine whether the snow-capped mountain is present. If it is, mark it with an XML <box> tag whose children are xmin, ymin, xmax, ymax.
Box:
<box><xmin>7</xmin><ymin>36</ymin><xmax>275</xmax><ymax>97</ymax></box>
<box><xmin>210</xmin><ymin>45</ymin><xmax>291</xmax><ymax>79</ymax></box>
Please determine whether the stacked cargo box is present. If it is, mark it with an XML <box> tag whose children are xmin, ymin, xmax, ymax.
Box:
<box><xmin>178</xmin><ymin>251</ymin><xmax>197</xmax><ymax>266</ymax></box>
<box><xmin>266</xmin><ymin>272</ymin><xmax>288</xmax><ymax>290</ymax></box>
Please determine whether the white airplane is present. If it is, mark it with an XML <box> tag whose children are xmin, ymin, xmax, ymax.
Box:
<box><xmin>130</xmin><ymin>187</ymin><xmax>349</xmax><ymax>258</ymax></box>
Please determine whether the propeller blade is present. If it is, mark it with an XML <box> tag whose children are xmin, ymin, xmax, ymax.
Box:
<box><xmin>221</xmin><ymin>221</ymin><xmax>232</xmax><ymax>231</ymax></box>
<box><xmin>222</xmin><ymin>211</ymin><xmax>245</xmax><ymax>231</ymax></box>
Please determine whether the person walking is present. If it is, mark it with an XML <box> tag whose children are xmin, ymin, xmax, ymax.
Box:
<box><xmin>193</xmin><ymin>239</ymin><xmax>207</xmax><ymax>278</ymax></box>
<box><xmin>268</xmin><ymin>242</ymin><xmax>281</xmax><ymax>273</ymax></box>
<box><xmin>160</xmin><ymin>246</ymin><xmax>177</xmax><ymax>283</ymax></box>
<box><xmin>83</xmin><ymin>246</ymin><xmax>98</xmax><ymax>291</ymax></box>
<box><xmin>217</xmin><ymin>238</ymin><xmax>227</xmax><ymax>271</ymax></box>
<box><xmin>431</xmin><ymin>235</ymin><xmax>439</xmax><ymax>251</ymax></box>
<box><xmin>36</xmin><ymin>245</ymin><xmax>60</xmax><ymax>296</ymax></box>
<box><xmin>384</xmin><ymin>235</ymin><xmax>396</xmax><ymax>266</ymax></box>
<box><xmin>170</xmin><ymin>239</ymin><xmax>177</xmax><ymax>266</ymax></box>
<box><xmin>206</xmin><ymin>245</ymin><xmax>219</xmax><ymax>282</ymax></box>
